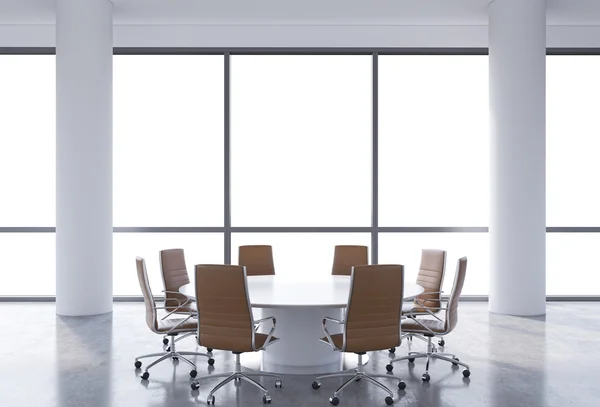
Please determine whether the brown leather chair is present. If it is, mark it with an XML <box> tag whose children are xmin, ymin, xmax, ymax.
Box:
<box><xmin>238</xmin><ymin>245</ymin><xmax>275</xmax><ymax>276</ymax></box>
<box><xmin>133</xmin><ymin>257</ymin><xmax>212</xmax><ymax>380</ymax></box>
<box><xmin>386</xmin><ymin>257</ymin><xmax>470</xmax><ymax>382</ymax></box>
<box><xmin>312</xmin><ymin>265</ymin><xmax>406</xmax><ymax>406</ymax></box>
<box><xmin>331</xmin><ymin>245</ymin><xmax>368</xmax><ymax>276</ymax></box>
<box><xmin>190</xmin><ymin>265</ymin><xmax>282</xmax><ymax>405</ymax></box>
<box><xmin>159</xmin><ymin>248</ymin><xmax>201</xmax><ymax>347</ymax></box>
<box><xmin>389</xmin><ymin>248</ymin><xmax>447</xmax><ymax>353</ymax></box>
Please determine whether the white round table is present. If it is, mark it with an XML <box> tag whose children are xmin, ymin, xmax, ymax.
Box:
<box><xmin>180</xmin><ymin>275</ymin><xmax>423</xmax><ymax>375</ymax></box>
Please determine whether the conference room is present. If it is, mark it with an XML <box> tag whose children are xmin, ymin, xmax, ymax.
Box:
<box><xmin>1</xmin><ymin>1</ymin><xmax>600</xmax><ymax>407</ymax></box>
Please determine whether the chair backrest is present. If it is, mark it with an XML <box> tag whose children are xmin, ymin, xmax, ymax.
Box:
<box><xmin>414</xmin><ymin>249</ymin><xmax>447</xmax><ymax>311</ymax></box>
<box><xmin>159</xmin><ymin>249</ymin><xmax>192</xmax><ymax>312</ymax></box>
<box><xmin>136</xmin><ymin>257</ymin><xmax>158</xmax><ymax>332</ymax></box>
<box><xmin>238</xmin><ymin>245</ymin><xmax>275</xmax><ymax>276</ymax></box>
<box><xmin>194</xmin><ymin>264</ymin><xmax>255</xmax><ymax>352</ymax></box>
<box><xmin>444</xmin><ymin>257</ymin><xmax>467</xmax><ymax>333</ymax></box>
<box><xmin>331</xmin><ymin>245</ymin><xmax>369</xmax><ymax>276</ymax></box>
<box><xmin>343</xmin><ymin>265</ymin><xmax>404</xmax><ymax>353</ymax></box>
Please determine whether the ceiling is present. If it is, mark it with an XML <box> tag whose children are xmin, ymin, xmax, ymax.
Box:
<box><xmin>1</xmin><ymin>0</ymin><xmax>600</xmax><ymax>25</ymax></box>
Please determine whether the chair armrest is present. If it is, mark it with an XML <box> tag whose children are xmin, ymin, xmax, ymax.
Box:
<box><xmin>321</xmin><ymin>317</ymin><xmax>345</xmax><ymax>350</ymax></box>
<box><xmin>161</xmin><ymin>291</ymin><xmax>195</xmax><ymax>320</ymax></box>
<box><xmin>409</xmin><ymin>300</ymin><xmax>446</xmax><ymax>322</ymax></box>
<box><xmin>254</xmin><ymin>316</ymin><xmax>278</xmax><ymax>350</ymax></box>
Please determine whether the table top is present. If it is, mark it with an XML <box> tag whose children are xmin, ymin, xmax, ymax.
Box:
<box><xmin>179</xmin><ymin>275</ymin><xmax>424</xmax><ymax>309</ymax></box>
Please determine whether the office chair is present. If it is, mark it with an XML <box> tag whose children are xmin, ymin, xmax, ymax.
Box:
<box><xmin>238</xmin><ymin>245</ymin><xmax>276</xmax><ymax>276</ymax></box>
<box><xmin>386</xmin><ymin>257</ymin><xmax>470</xmax><ymax>382</ymax></box>
<box><xmin>312</xmin><ymin>265</ymin><xmax>407</xmax><ymax>406</ymax></box>
<box><xmin>133</xmin><ymin>257</ymin><xmax>213</xmax><ymax>380</ymax></box>
<box><xmin>190</xmin><ymin>265</ymin><xmax>282</xmax><ymax>405</ymax></box>
<box><xmin>389</xmin><ymin>249</ymin><xmax>447</xmax><ymax>353</ymax></box>
<box><xmin>331</xmin><ymin>245</ymin><xmax>368</xmax><ymax>276</ymax></box>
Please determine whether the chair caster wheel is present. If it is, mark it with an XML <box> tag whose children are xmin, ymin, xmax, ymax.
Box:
<box><xmin>312</xmin><ymin>381</ymin><xmax>321</xmax><ymax>390</ymax></box>
<box><xmin>207</xmin><ymin>348</ymin><xmax>213</xmax><ymax>353</ymax></box>
<box><xmin>275</xmin><ymin>379</ymin><xmax>283</xmax><ymax>388</ymax></box>
<box><xmin>329</xmin><ymin>396</ymin><xmax>340</xmax><ymax>406</ymax></box>
<box><xmin>207</xmin><ymin>395</ymin><xmax>215</xmax><ymax>405</ymax></box>
<box><xmin>438</xmin><ymin>339</ymin><xmax>445</xmax><ymax>347</ymax></box>
<box><xmin>141</xmin><ymin>371</ymin><xmax>149</xmax><ymax>380</ymax></box>
<box><xmin>191</xmin><ymin>381</ymin><xmax>199</xmax><ymax>390</ymax></box>
<box><xmin>190</xmin><ymin>370</ymin><xmax>197</xmax><ymax>378</ymax></box>
<box><xmin>408</xmin><ymin>358</ymin><xmax>415</xmax><ymax>363</ymax></box>
<box><xmin>452</xmin><ymin>358</ymin><xmax>459</xmax><ymax>366</ymax></box>
<box><xmin>389</xmin><ymin>347</ymin><xmax>396</xmax><ymax>353</ymax></box>
<box><xmin>165</xmin><ymin>346</ymin><xmax>171</xmax><ymax>352</ymax></box>
<box><xmin>385</xmin><ymin>364</ymin><xmax>393</xmax><ymax>372</ymax></box>
<box><xmin>208</xmin><ymin>358</ymin><xmax>215</xmax><ymax>366</ymax></box>
<box><xmin>398</xmin><ymin>381</ymin><xmax>406</xmax><ymax>390</ymax></box>
<box><xmin>163</xmin><ymin>338</ymin><xmax>169</xmax><ymax>345</ymax></box>
<box><xmin>134</xmin><ymin>360</ymin><xmax>142</xmax><ymax>369</ymax></box>
<box><xmin>422</xmin><ymin>373</ymin><xmax>430</xmax><ymax>382</ymax></box>
<box><xmin>263</xmin><ymin>394</ymin><xmax>272</xmax><ymax>404</ymax></box>
<box><xmin>385</xmin><ymin>396</ymin><xmax>394</xmax><ymax>405</ymax></box>
<box><xmin>355</xmin><ymin>377</ymin><xmax>361</xmax><ymax>381</ymax></box>
<box><xmin>463</xmin><ymin>369</ymin><xmax>471</xmax><ymax>378</ymax></box>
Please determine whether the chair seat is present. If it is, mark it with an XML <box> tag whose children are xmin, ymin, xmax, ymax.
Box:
<box><xmin>156</xmin><ymin>316</ymin><xmax>198</xmax><ymax>334</ymax></box>
<box><xmin>321</xmin><ymin>334</ymin><xmax>344</xmax><ymax>350</ymax></box>
<box><xmin>255</xmin><ymin>333</ymin><xmax>278</xmax><ymax>350</ymax></box>
<box><xmin>173</xmin><ymin>301</ymin><xmax>197</xmax><ymax>314</ymax></box>
<box><xmin>401</xmin><ymin>318</ymin><xmax>446</xmax><ymax>334</ymax></box>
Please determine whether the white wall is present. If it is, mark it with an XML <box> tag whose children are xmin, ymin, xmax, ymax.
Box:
<box><xmin>2</xmin><ymin>24</ymin><xmax>600</xmax><ymax>48</ymax></box>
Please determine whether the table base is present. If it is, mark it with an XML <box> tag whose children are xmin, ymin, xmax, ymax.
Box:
<box><xmin>240</xmin><ymin>352</ymin><xmax>370</xmax><ymax>375</ymax></box>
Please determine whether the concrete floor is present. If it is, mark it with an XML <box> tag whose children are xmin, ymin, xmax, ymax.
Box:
<box><xmin>0</xmin><ymin>302</ymin><xmax>599</xmax><ymax>407</ymax></box>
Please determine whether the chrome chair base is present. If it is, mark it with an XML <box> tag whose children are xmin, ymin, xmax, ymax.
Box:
<box><xmin>135</xmin><ymin>334</ymin><xmax>213</xmax><ymax>380</ymax></box>
<box><xmin>190</xmin><ymin>353</ymin><xmax>282</xmax><ymax>405</ymax></box>
<box><xmin>312</xmin><ymin>354</ymin><xmax>405</xmax><ymax>406</ymax></box>
<box><xmin>387</xmin><ymin>336</ymin><xmax>470</xmax><ymax>381</ymax></box>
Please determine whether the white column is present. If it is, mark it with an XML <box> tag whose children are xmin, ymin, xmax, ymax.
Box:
<box><xmin>56</xmin><ymin>0</ymin><xmax>113</xmax><ymax>316</ymax></box>
<box><xmin>489</xmin><ymin>0</ymin><xmax>546</xmax><ymax>316</ymax></box>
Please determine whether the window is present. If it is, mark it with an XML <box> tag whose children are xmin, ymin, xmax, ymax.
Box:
<box><xmin>113</xmin><ymin>233</ymin><xmax>224</xmax><ymax>296</ymax></box>
<box><xmin>231</xmin><ymin>233</ymin><xmax>371</xmax><ymax>278</ymax></box>
<box><xmin>0</xmin><ymin>55</ymin><xmax>55</xmax><ymax>226</ymax></box>
<box><xmin>113</xmin><ymin>55</ymin><xmax>224</xmax><ymax>227</ymax></box>
<box><xmin>0</xmin><ymin>234</ymin><xmax>55</xmax><ymax>296</ymax></box>
<box><xmin>230</xmin><ymin>55</ymin><xmax>372</xmax><ymax>227</ymax></box>
<box><xmin>378</xmin><ymin>233</ymin><xmax>489</xmax><ymax>296</ymax></box>
<box><xmin>547</xmin><ymin>56</ymin><xmax>600</xmax><ymax>226</ymax></box>
<box><xmin>378</xmin><ymin>55</ymin><xmax>489</xmax><ymax>227</ymax></box>
<box><xmin>546</xmin><ymin>234</ymin><xmax>600</xmax><ymax>296</ymax></box>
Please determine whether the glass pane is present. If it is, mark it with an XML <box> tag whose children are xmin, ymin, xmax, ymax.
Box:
<box><xmin>547</xmin><ymin>56</ymin><xmax>600</xmax><ymax>226</ymax></box>
<box><xmin>231</xmin><ymin>55</ymin><xmax>372</xmax><ymax>227</ymax></box>
<box><xmin>0</xmin><ymin>56</ymin><xmax>55</xmax><ymax>226</ymax></box>
<box><xmin>113</xmin><ymin>233</ymin><xmax>224</xmax><ymax>296</ymax></box>
<box><xmin>231</xmin><ymin>233</ymin><xmax>371</xmax><ymax>278</ymax></box>
<box><xmin>113</xmin><ymin>55</ymin><xmax>224</xmax><ymax>227</ymax></box>
<box><xmin>378</xmin><ymin>233</ymin><xmax>489</xmax><ymax>296</ymax></box>
<box><xmin>547</xmin><ymin>233</ymin><xmax>600</xmax><ymax>295</ymax></box>
<box><xmin>0</xmin><ymin>233</ymin><xmax>55</xmax><ymax>296</ymax></box>
<box><xmin>379</xmin><ymin>55</ymin><xmax>489</xmax><ymax>227</ymax></box>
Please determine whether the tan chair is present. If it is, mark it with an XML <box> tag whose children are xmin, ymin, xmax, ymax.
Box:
<box><xmin>386</xmin><ymin>257</ymin><xmax>470</xmax><ymax>382</ymax></box>
<box><xmin>331</xmin><ymin>245</ymin><xmax>368</xmax><ymax>276</ymax></box>
<box><xmin>389</xmin><ymin>249</ymin><xmax>447</xmax><ymax>353</ymax></box>
<box><xmin>190</xmin><ymin>265</ymin><xmax>282</xmax><ymax>405</ymax></box>
<box><xmin>312</xmin><ymin>265</ymin><xmax>406</xmax><ymax>406</ymax></box>
<box><xmin>238</xmin><ymin>245</ymin><xmax>275</xmax><ymax>276</ymax></box>
<box><xmin>159</xmin><ymin>249</ymin><xmax>206</xmax><ymax>349</ymax></box>
<box><xmin>133</xmin><ymin>257</ymin><xmax>212</xmax><ymax>380</ymax></box>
